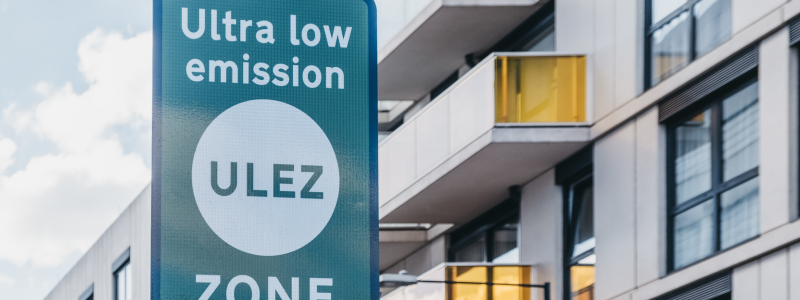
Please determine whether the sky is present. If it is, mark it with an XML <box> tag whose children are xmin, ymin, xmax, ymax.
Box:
<box><xmin>0</xmin><ymin>0</ymin><xmax>152</xmax><ymax>298</ymax></box>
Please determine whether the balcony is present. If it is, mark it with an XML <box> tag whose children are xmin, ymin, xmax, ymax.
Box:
<box><xmin>377</xmin><ymin>0</ymin><xmax>548</xmax><ymax>100</ymax></box>
<box><xmin>378</xmin><ymin>53</ymin><xmax>590</xmax><ymax>227</ymax></box>
<box><xmin>382</xmin><ymin>264</ymin><xmax>540</xmax><ymax>300</ymax></box>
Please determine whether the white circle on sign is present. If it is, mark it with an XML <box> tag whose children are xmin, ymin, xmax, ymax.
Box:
<box><xmin>191</xmin><ymin>100</ymin><xmax>339</xmax><ymax>256</ymax></box>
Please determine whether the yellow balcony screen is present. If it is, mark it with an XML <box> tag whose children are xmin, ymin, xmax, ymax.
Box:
<box><xmin>446</xmin><ymin>266</ymin><xmax>531</xmax><ymax>300</ymax></box>
<box><xmin>570</xmin><ymin>265</ymin><xmax>594</xmax><ymax>300</ymax></box>
<box><xmin>495</xmin><ymin>56</ymin><xmax>586</xmax><ymax>123</ymax></box>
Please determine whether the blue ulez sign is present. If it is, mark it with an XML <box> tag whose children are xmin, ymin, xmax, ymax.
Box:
<box><xmin>152</xmin><ymin>1</ymin><xmax>377</xmax><ymax>299</ymax></box>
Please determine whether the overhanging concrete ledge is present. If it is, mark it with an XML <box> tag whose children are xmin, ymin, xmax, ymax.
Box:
<box><xmin>379</xmin><ymin>125</ymin><xmax>589</xmax><ymax>225</ymax></box>
<box><xmin>378</xmin><ymin>0</ymin><xmax>546</xmax><ymax>100</ymax></box>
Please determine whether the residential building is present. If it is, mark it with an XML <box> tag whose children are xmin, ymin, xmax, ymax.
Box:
<box><xmin>45</xmin><ymin>0</ymin><xmax>800</xmax><ymax>299</ymax></box>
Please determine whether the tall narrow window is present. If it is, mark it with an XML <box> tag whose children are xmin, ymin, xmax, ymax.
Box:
<box><xmin>451</xmin><ymin>216</ymin><xmax>520</xmax><ymax>263</ymax></box>
<box><xmin>115</xmin><ymin>261</ymin><xmax>132</xmax><ymax>300</ymax></box>
<box><xmin>647</xmin><ymin>0</ymin><xmax>731</xmax><ymax>86</ymax></box>
<box><xmin>449</xmin><ymin>200</ymin><xmax>520</xmax><ymax>263</ymax></box>
<box><xmin>668</xmin><ymin>79</ymin><xmax>759</xmax><ymax>271</ymax></box>
<box><xmin>565</xmin><ymin>175</ymin><xmax>594</xmax><ymax>300</ymax></box>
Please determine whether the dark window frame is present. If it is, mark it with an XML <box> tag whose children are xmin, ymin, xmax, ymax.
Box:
<box><xmin>114</xmin><ymin>259</ymin><xmax>131</xmax><ymax>300</ymax></box>
<box><xmin>645</xmin><ymin>0</ymin><xmax>731</xmax><ymax>88</ymax></box>
<box><xmin>564</xmin><ymin>174</ymin><xmax>594</xmax><ymax>265</ymax></box>
<box><xmin>449</xmin><ymin>214</ymin><xmax>520</xmax><ymax>263</ymax></box>
<box><xmin>113</xmin><ymin>248</ymin><xmax>131</xmax><ymax>300</ymax></box>
<box><xmin>448</xmin><ymin>198</ymin><xmax>520</xmax><ymax>263</ymax></box>
<box><xmin>665</xmin><ymin>75</ymin><xmax>760</xmax><ymax>272</ymax></box>
<box><xmin>79</xmin><ymin>283</ymin><xmax>94</xmax><ymax>300</ymax></box>
<box><xmin>562</xmin><ymin>168</ymin><xmax>594</xmax><ymax>300</ymax></box>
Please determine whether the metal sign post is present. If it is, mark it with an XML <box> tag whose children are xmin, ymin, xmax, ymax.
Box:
<box><xmin>152</xmin><ymin>0</ymin><xmax>377</xmax><ymax>299</ymax></box>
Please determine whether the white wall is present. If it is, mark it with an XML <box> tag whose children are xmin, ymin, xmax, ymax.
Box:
<box><xmin>759</xmin><ymin>27</ymin><xmax>794</xmax><ymax>233</ymax></box>
<box><xmin>732</xmin><ymin>0</ymin><xmax>786</xmax><ymax>34</ymax></box>
<box><xmin>595</xmin><ymin>122</ymin><xmax>638</xmax><ymax>300</ymax></box>
<box><xmin>577</xmin><ymin>0</ymin><xmax>641</xmax><ymax>121</ymax></box>
<box><xmin>634</xmin><ymin>107</ymin><xmax>665</xmax><ymax>285</ymax></box>
<box><xmin>732</xmin><ymin>245</ymin><xmax>800</xmax><ymax>300</ymax></box>
<box><xmin>43</xmin><ymin>185</ymin><xmax>151</xmax><ymax>300</ymax></box>
<box><xmin>520</xmin><ymin>169</ymin><xmax>563</xmax><ymax>300</ymax></box>
<box><xmin>594</xmin><ymin>0</ymin><xmax>615</xmax><ymax>120</ymax></box>
<box><xmin>556</xmin><ymin>0</ymin><xmax>597</xmax><ymax>123</ymax></box>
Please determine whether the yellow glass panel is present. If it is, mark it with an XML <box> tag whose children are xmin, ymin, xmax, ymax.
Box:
<box><xmin>448</xmin><ymin>266</ymin><xmax>488</xmax><ymax>300</ymax></box>
<box><xmin>445</xmin><ymin>266</ymin><xmax>532</xmax><ymax>300</ymax></box>
<box><xmin>492</xmin><ymin>266</ymin><xmax>531</xmax><ymax>300</ymax></box>
<box><xmin>495</xmin><ymin>56</ymin><xmax>586</xmax><ymax>123</ymax></box>
<box><xmin>570</xmin><ymin>265</ymin><xmax>595</xmax><ymax>300</ymax></box>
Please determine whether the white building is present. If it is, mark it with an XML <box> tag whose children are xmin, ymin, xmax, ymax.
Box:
<box><xmin>46</xmin><ymin>0</ymin><xmax>800</xmax><ymax>299</ymax></box>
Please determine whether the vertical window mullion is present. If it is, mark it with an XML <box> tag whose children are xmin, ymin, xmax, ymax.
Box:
<box><xmin>645</xmin><ymin>0</ymin><xmax>653</xmax><ymax>88</ymax></box>
<box><xmin>711</xmin><ymin>102</ymin><xmax>723</xmax><ymax>252</ymax></box>
<box><xmin>485</xmin><ymin>231</ymin><xmax>493</xmax><ymax>262</ymax></box>
<box><xmin>689</xmin><ymin>5</ymin><xmax>697</xmax><ymax>61</ymax></box>
<box><xmin>666</xmin><ymin>124</ymin><xmax>676</xmax><ymax>272</ymax></box>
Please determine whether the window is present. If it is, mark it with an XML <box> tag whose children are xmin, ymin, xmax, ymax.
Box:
<box><xmin>449</xmin><ymin>199</ymin><xmax>520</xmax><ymax>263</ymax></box>
<box><xmin>79</xmin><ymin>284</ymin><xmax>94</xmax><ymax>300</ymax></box>
<box><xmin>115</xmin><ymin>261</ymin><xmax>132</xmax><ymax>300</ymax></box>
<box><xmin>451</xmin><ymin>216</ymin><xmax>520</xmax><ymax>263</ymax></box>
<box><xmin>668</xmin><ymin>79</ymin><xmax>759</xmax><ymax>271</ymax></box>
<box><xmin>647</xmin><ymin>0</ymin><xmax>731</xmax><ymax>86</ymax></box>
<box><xmin>520</xmin><ymin>23</ymin><xmax>555</xmax><ymax>52</ymax></box>
<box><xmin>564</xmin><ymin>175</ymin><xmax>594</xmax><ymax>300</ymax></box>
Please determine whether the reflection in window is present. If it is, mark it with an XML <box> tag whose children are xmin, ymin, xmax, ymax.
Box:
<box><xmin>721</xmin><ymin>83</ymin><xmax>758</xmax><ymax>181</ymax></box>
<box><xmin>453</xmin><ymin>236</ymin><xmax>486</xmax><ymax>263</ymax></box>
<box><xmin>446</xmin><ymin>266</ymin><xmax>531</xmax><ymax>300</ymax></box>
<box><xmin>524</xmin><ymin>25</ymin><xmax>555</xmax><ymax>52</ymax></box>
<box><xmin>694</xmin><ymin>0</ymin><xmax>732</xmax><ymax>56</ymax></box>
<box><xmin>492</xmin><ymin>217</ymin><xmax>519</xmax><ymax>263</ymax></box>
<box><xmin>651</xmin><ymin>11</ymin><xmax>691</xmax><ymax>84</ymax></box>
<box><xmin>675</xmin><ymin>110</ymin><xmax>712</xmax><ymax>205</ymax></box>
<box><xmin>115</xmin><ymin>261</ymin><xmax>132</xmax><ymax>300</ymax></box>
<box><xmin>651</xmin><ymin>0</ymin><xmax>688</xmax><ymax>25</ymax></box>
<box><xmin>669</xmin><ymin>80</ymin><xmax>759</xmax><ymax>271</ymax></box>
<box><xmin>673</xmin><ymin>199</ymin><xmax>715</xmax><ymax>269</ymax></box>
<box><xmin>449</xmin><ymin>199</ymin><xmax>520</xmax><ymax>264</ymax></box>
<box><xmin>566</xmin><ymin>176</ymin><xmax>594</xmax><ymax>300</ymax></box>
<box><xmin>570</xmin><ymin>255</ymin><xmax>596</xmax><ymax>300</ymax></box>
<box><xmin>648</xmin><ymin>0</ymin><xmax>731</xmax><ymax>86</ymax></box>
<box><xmin>720</xmin><ymin>178</ymin><xmax>759</xmax><ymax>249</ymax></box>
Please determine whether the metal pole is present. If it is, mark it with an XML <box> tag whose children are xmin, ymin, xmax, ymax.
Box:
<box><xmin>415</xmin><ymin>280</ymin><xmax>552</xmax><ymax>300</ymax></box>
<box><xmin>543</xmin><ymin>282</ymin><xmax>550</xmax><ymax>300</ymax></box>
<box><xmin>417</xmin><ymin>280</ymin><xmax>549</xmax><ymax>289</ymax></box>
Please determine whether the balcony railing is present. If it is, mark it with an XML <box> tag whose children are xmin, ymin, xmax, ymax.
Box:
<box><xmin>495</xmin><ymin>55</ymin><xmax>586</xmax><ymax>123</ymax></box>
<box><xmin>382</xmin><ymin>264</ymin><xmax>536</xmax><ymax>300</ymax></box>
<box><xmin>378</xmin><ymin>53</ymin><xmax>587</xmax><ymax>206</ymax></box>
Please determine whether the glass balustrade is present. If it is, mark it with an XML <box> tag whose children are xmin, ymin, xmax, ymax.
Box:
<box><xmin>495</xmin><ymin>56</ymin><xmax>587</xmax><ymax>123</ymax></box>
<box><xmin>383</xmin><ymin>264</ymin><xmax>534</xmax><ymax>300</ymax></box>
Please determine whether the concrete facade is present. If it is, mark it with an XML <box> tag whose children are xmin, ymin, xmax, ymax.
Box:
<box><xmin>43</xmin><ymin>186</ymin><xmax>150</xmax><ymax>300</ymax></box>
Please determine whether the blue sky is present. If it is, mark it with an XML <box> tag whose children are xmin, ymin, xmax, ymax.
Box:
<box><xmin>0</xmin><ymin>0</ymin><xmax>151</xmax><ymax>299</ymax></box>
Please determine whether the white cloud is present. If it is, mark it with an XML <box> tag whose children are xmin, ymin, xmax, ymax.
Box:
<box><xmin>0</xmin><ymin>138</ymin><xmax>15</xmax><ymax>174</ymax></box>
<box><xmin>0</xmin><ymin>274</ymin><xmax>14</xmax><ymax>286</ymax></box>
<box><xmin>0</xmin><ymin>29</ymin><xmax>152</xmax><ymax>268</ymax></box>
